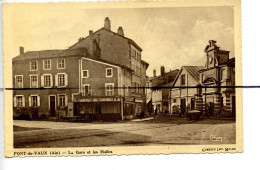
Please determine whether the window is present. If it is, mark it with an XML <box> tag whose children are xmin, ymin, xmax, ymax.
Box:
<box><xmin>221</xmin><ymin>69</ymin><xmax>226</xmax><ymax>80</ymax></box>
<box><xmin>57</xmin><ymin>59</ymin><xmax>65</xmax><ymax>69</ymax></box>
<box><xmin>181</xmin><ymin>74</ymin><xmax>186</xmax><ymax>86</ymax></box>
<box><xmin>16</xmin><ymin>96</ymin><xmax>23</xmax><ymax>107</ymax></box>
<box><xmin>30</xmin><ymin>61</ymin><xmax>38</xmax><ymax>71</ymax></box>
<box><xmin>83</xmin><ymin>84</ymin><xmax>91</xmax><ymax>96</ymax></box>
<box><xmin>43</xmin><ymin>59</ymin><xmax>51</xmax><ymax>70</ymax></box>
<box><xmin>32</xmin><ymin>96</ymin><xmax>38</xmax><ymax>107</ymax></box>
<box><xmin>173</xmin><ymin>99</ymin><xmax>177</xmax><ymax>103</ymax></box>
<box><xmin>58</xmin><ymin>95</ymin><xmax>66</xmax><ymax>107</ymax></box>
<box><xmin>131</xmin><ymin>49</ymin><xmax>135</xmax><ymax>57</ymax></box>
<box><xmin>58</xmin><ymin>74</ymin><xmax>65</xmax><ymax>86</ymax></box>
<box><xmin>105</xmin><ymin>83</ymin><xmax>114</xmax><ymax>96</ymax></box>
<box><xmin>44</xmin><ymin>75</ymin><xmax>51</xmax><ymax>87</ymax></box>
<box><xmin>30</xmin><ymin>75</ymin><xmax>38</xmax><ymax>88</ymax></box>
<box><xmin>106</xmin><ymin>68</ymin><xmax>113</xmax><ymax>77</ymax></box>
<box><xmin>15</xmin><ymin>75</ymin><xmax>23</xmax><ymax>88</ymax></box>
<box><xmin>41</xmin><ymin>74</ymin><xmax>53</xmax><ymax>88</ymax></box>
<box><xmin>14</xmin><ymin>95</ymin><xmax>25</xmax><ymax>107</ymax></box>
<box><xmin>29</xmin><ymin>95</ymin><xmax>40</xmax><ymax>107</ymax></box>
<box><xmin>82</xmin><ymin>70</ymin><xmax>89</xmax><ymax>78</ymax></box>
<box><xmin>55</xmin><ymin>73</ymin><xmax>67</xmax><ymax>87</ymax></box>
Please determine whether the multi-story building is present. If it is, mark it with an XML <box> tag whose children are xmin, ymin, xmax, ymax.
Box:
<box><xmin>169</xmin><ymin>40</ymin><xmax>235</xmax><ymax>117</ymax></box>
<box><xmin>147</xmin><ymin>66</ymin><xmax>179</xmax><ymax>113</ymax></box>
<box><xmin>169</xmin><ymin>66</ymin><xmax>204</xmax><ymax>114</ymax></box>
<box><xmin>199</xmin><ymin>40</ymin><xmax>235</xmax><ymax>117</ymax></box>
<box><xmin>13</xmin><ymin>17</ymin><xmax>149</xmax><ymax>121</ymax></box>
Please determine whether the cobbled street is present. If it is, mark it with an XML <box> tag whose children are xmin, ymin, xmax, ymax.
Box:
<box><xmin>13</xmin><ymin>116</ymin><xmax>236</xmax><ymax>148</ymax></box>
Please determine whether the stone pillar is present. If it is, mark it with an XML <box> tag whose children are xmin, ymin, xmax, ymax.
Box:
<box><xmin>225</xmin><ymin>93</ymin><xmax>232</xmax><ymax>112</ymax></box>
<box><xmin>195</xmin><ymin>95</ymin><xmax>203</xmax><ymax>113</ymax></box>
<box><xmin>214</xmin><ymin>93</ymin><xmax>222</xmax><ymax>116</ymax></box>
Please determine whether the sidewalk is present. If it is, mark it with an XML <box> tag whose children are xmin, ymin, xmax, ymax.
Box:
<box><xmin>130</xmin><ymin>117</ymin><xmax>154</xmax><ymax>122</ymax></box>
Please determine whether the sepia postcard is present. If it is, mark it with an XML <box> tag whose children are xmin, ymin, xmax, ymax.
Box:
<box><xmin>3</xmin><ymin>0</ymin><xmax>242</xmax><ymax>157</ymax></box>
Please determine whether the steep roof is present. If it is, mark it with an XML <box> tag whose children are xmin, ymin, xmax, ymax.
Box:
<box><xmin>183</xmin><ymin>66</ymin><xmax>205</xmax><ymax>83</ymax></box>
<box><xmin>69</xmin><ymin>27</ymin><xmax>142</xmax><ymax>51</ymax></box>
<box><xmin>171</xmin><ymin>66</ymin><xmax>204</xmax><ymax>88</ymax></box>
<box><xmin>13</xmin><ymin>48</ymin><xmax>89</xmax><ymax>61</ymax></box>
<box><xmin>13</xmin><ymin>47</ymin><xmax>133</xmax><ymax>72</ymax></box>
<box><xmin>151</xmin><ymin>69</ymin><xmax>179</xmax><ymax>88</ymax></box>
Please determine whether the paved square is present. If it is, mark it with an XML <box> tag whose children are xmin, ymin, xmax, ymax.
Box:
<box><xmin>13</xmin><ymin>117</ymin><xmax>236</xmax><ymax>148</ymax></box>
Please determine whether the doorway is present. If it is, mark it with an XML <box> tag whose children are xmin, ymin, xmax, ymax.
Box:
<box><xmin>49</xmin><ymin>96</ymin><xmax>56</xmax><ymax>117</ymax></box>
<box><xmin>95</xmin><ymin>104</ymin><xmax>101</xmax><ymax>114</ymax></box>
<box><xmin>209</xmin><ymin>102</ymin><xmax>214</xmax><ymax>116</ymax></box>
<box><xmin>180</xmin><ymin>98</ymin><xmax>186</xmax><ymax>114</ymax></box>
<box><xmin>190</xmin><ymin>98</ymin><xmax>195</xmax><ymax>110</ymax></box>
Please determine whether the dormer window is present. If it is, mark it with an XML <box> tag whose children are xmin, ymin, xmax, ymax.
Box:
<box><xmin>106</xmin><ymin>68</ymin><xmax>113</xmax><ymax>77</ymax></box>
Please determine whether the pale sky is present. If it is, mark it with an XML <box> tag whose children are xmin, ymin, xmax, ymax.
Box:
<box><xmin>4</xmin><ymin>4</ymin><xmax>234</xmax><ymax>77</ymax></box>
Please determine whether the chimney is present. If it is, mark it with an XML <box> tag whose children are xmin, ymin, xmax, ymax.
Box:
<box><xmin>89</xmin><ymin>30</ymin><xmax>94</xmax><ymax>57</ymax></box>
<box><xmin>104</xmin><ymin>17</ymin><xmax>111</xmax><ymax>30</ymax></box>
<box><xmin>153</xmin><ymin>69</ymin><xmax>156</xmax><ymax>78</ymax></box>
<box><xmin>78</xmin><ymin>37</ymin><xmax>84</xmax><ymax>42</ymax></box>
<box><xmin>161</xmin><ymin>66</ymin><xmax>165</xmax><ymax>76</ymax></box>
<box><xmin>19</xmin><ymin>47</ymin><xmax>24</xmax><ymax>55</ymax></box>
<box><xmin>117</xmin><ymin>26</ymin><xmax>124</xmax><ymax>36</ymax></box>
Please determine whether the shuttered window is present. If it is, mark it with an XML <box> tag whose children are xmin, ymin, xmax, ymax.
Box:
<box><xmin>55</xmin><ymin>73</ymin><xmax>68</xmax><ymax>87</ymax></box>
<box><xmin>14</xmin><ymin>95</ymin><xmax>25</xmax><ymax>107</ymax></box>
<box><xmin>15</xmin><ymin>76</ymin><xmax>23</xmax><ymax>88</ymax></box>
<box><xmin>58</xmin><ymin>74</ymin><xmax>65</xmax><ymax>86</ymax></box>
<box><xmin>44</xmin><ymin>75</ymin><xmax>51</xmax><ymax>87</ymax></box>
<box><xmin>29</xmin><ymin>95</ymin><xmax>40</xmax><ymax>107</ymax></box>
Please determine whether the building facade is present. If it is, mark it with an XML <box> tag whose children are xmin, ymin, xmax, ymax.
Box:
<box><xmin>13</xmin><ymin>17</ymin><xmax>149</xmax><ymax>121</ymax></box>
<box><xmin>199</xmin><ymin>40</ymin><xmax>235</xmax><ymax>117</ymax></box>
<box><xmin>169</xmin><ymin>66</ymin><xmax>204</xmax><ymax>114</ymax></box>
<box><xmin>169</xmin><ymin>40</ymin><xmax>235</xmax><ymax>117</ymax></box>
<box><xmin>147</xmin><ymin>67</ymin><xmax>179</xmax><ymax>114</ymax></box>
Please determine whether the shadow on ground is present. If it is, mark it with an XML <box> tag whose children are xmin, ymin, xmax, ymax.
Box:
<box><xmin>13</xmin><ymin>125</ymin><xmax>47</xmax><ymax>132</ymax></box>
<box><xmin>14</xmin><ymin>128</ymin><xmax>152</xmax><ymax>148</ymax></box>
<box><xmin>139</xmin><ymin>114</ymin><xmax>235</xmax><ymax>125</ymax></box>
